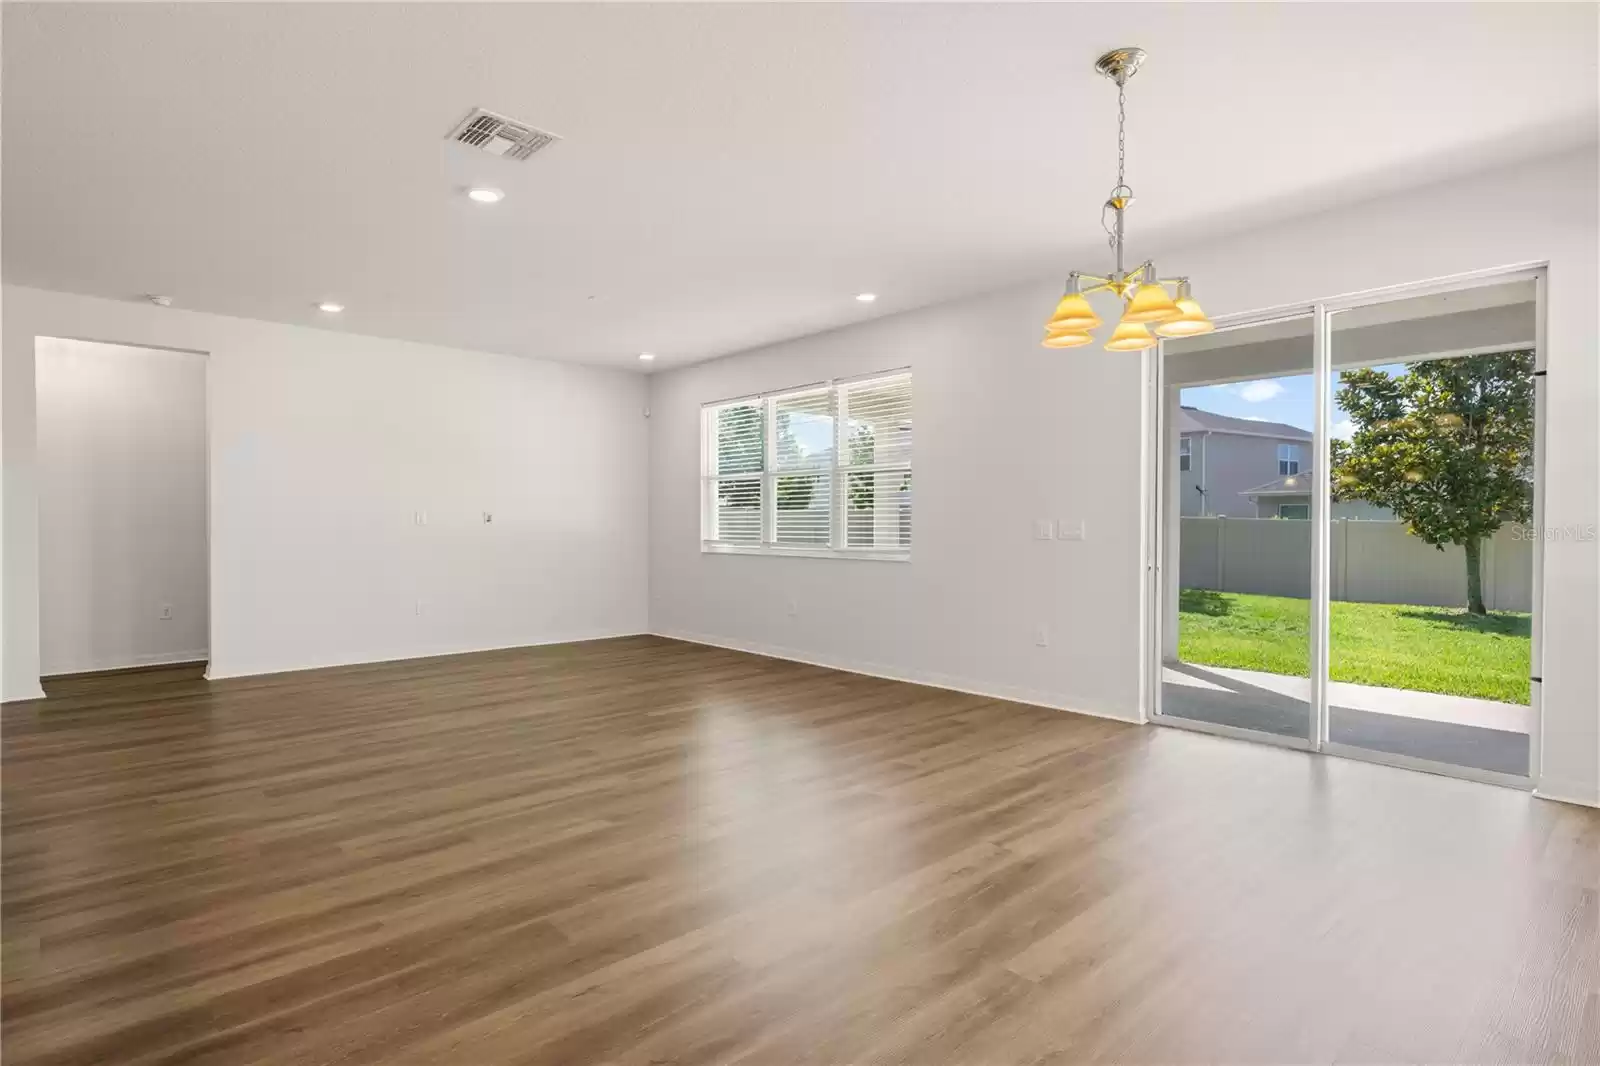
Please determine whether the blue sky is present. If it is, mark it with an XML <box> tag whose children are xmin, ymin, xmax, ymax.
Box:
<box><xmin>1182</xmin><ymin>365</ymin><xmax>1406</xmax><ymax>441</ymax></box>
<box><xmin>786</xmin><ymin>412</ymin><xmax>835</xmax><ymax>460</ymax></box>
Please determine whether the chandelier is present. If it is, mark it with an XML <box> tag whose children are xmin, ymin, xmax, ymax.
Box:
<box><xmin>1042</xmin><ymin>48</ymin><xmax>1213</xmax><ymax>351</ymax></box>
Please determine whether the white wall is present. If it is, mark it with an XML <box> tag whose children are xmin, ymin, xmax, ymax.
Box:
<box><xmin>3</xmin><ymin>287</ymin><xmax>649</xmax><ymax>696</ymax></box>
<box><xmin>650</xmin><ymin>281</ymin><xmax>1149</xmax><ymax>721</ymax></box>
<box><xmin>648</xmin><ymin>147</ymin><xmax>1599</xmax><ymax>805</ymax></box>
<box><xmin>36</xmin><ymin>338</ymin><xmax>209</xmax><ymax>673</ymax></box>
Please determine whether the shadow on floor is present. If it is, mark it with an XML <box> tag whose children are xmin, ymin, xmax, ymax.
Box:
<box><xmin>1162</xmin><ymin>661</ymin><xmax>1309</xmax><ymax>740</ymax></box>
<box><xmin>1160</xmin><ymin>662</ymin><xmax>1529</xmax><ymax>776</ymax></box>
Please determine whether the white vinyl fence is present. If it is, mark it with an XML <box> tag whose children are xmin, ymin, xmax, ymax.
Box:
<box><xmin>1178</xmin><ymin>518</ymin><xmax>1532</xmax><ymax>612</ymax></box>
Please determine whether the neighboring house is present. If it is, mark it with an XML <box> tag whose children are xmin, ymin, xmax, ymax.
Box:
<box><xmin>1177</xmin><ymin>407</ymin><xmax>1312</xmax><ymax>518</ymax></box>
<box><xmin>1240</xmin><ymin>470</ymin><xmax>1394</xmax><ymax>520</ymax></box>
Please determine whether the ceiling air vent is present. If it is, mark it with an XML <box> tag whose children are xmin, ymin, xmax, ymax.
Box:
<box><xmin>447</xmin><ymin>109</ymin><xmax>559</xmax><ymax>161</ymax></box>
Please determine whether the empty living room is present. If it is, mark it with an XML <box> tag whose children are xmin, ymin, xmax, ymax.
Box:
<box><xmin>3</xmin><ymin>3</ymin><xmax>1598</xmax><ymax>1064</ymax></box>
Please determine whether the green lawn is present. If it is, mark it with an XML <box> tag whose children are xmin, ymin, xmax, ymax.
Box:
<box><xmin>1178</xmin><ymin>590</ymin><xmax>1531</xmax><ymax>704</ymax></box>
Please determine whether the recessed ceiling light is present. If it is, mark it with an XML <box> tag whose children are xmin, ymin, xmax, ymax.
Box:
<box><xmin>856</xmin><ymin>293</ymin><xmax>877</xmax><ymax>303</ymax></box>
<box><xmin>467</xmin><ymin>187</ymin><xmax>504</xmax><ymax>204</ymax></box>
<box><xmin>318</xmin><ymin>302</ymin><xmax>344</xmax><ymax>313</ymax></box>
<box><xmin>638</xmin><ymin>352</ymin><xmax>656</xmax><ymax>362</ymax></box>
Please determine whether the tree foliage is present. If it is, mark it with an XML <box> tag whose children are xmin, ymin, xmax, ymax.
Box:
<box><xmin>715</xmin><ymin>405</ymin><xmax>762</xmax><ymax>512</ymax></box>
<box><xmin>1331</xmin><ymin>350</ymin><xmax>1534</xmax><ymax>613</ymax></box>
<box><xmin>774</xmin><ymin>411</ymin><xmax>817</xmax><ymax>512</ymax></box>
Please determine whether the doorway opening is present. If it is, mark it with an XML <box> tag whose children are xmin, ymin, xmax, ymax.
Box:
<box><xmin>35</xmin><ymin>337</ymin><xmax>210</xmax><ymax>683</ymax></box>
<box><xmin>1150</xmin><ymin>272</ymin><xmax>1541</xmax><ymax>786</ymax></box>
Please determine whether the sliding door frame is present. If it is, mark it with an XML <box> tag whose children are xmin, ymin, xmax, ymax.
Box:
<box><xmin>1145</xmin><ymin>303</ymin><xmax>1318</xmax><ymax>751</ymax></box>
<box><xmin>1147</xmin><ymin>264</ymin><xmax>1546</xmax><ymax>790</ymax></box>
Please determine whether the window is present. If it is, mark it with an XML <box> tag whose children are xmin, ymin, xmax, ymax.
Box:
<box><xmin>1178</xmin><ymin>436</ymin><xmax>1191</xmax><ymax>472</ymax></box>
<box><xmin>1278</xmin><ymin>503</ymin><xmax>1310</xmax><ymax>520</ymax></box>
<box><xmin>702</xmin><ymin>370</ymin><xmax>911</xmax><ymax>558</ymax></box>
<box><xmin>1277</xmin><ymin>442</ymin><xmax>1301</xmax><ymax>476</ymax></box>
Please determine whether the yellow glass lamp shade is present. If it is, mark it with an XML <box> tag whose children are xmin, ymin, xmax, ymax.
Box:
<box><xmin>1153</xmin><ymin>298</ymin><xmax>1214</xmax><ymax>337</ymax></box>
<box><xmin>1046</xmin><ymin>292</ymin><xmax>1102</xmax><ymax>332</ymax></box>
<box><xmin>1104</xmin><ymin>321</ymin><xmax>1157</xmax><ymax>351</ymax></box>
<box><xmin>1041</xmin><ymin>329</ymin><xmax>1094</xmax><ymax>349</ymax></box>
<box><xmin>1122</xmin><ymin>283</ymin><xmax>1181</xmax><ymax>323</ymax></box>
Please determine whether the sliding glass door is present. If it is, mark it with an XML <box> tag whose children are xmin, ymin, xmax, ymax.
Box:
<box><xmin>1322</xmin><ymin>278</ymin><xmax>1538</xmax><ymax>781</ymax></box>
<box><xmin>1151</xmin><ymin>270</ymin><xmax>1541</xmax><ymax>785</ymax></box>
<box><xmin>1156</xmin><ymin>314</ymin><xmax>1317</xmax><ymax>745</ymax></box>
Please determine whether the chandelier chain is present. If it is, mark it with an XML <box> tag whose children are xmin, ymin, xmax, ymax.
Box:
<box><xmin>1116</xmin><ymin>81</ymin><xmax>1126</xmax><ymax>194</ymax></box>
<box><xmin>1103</xmin><ymin>80</ymin><xmax>1129</xmax><ymax>253</ymax></box>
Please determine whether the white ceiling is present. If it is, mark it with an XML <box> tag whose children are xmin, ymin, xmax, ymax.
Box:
<box><xmin>4</xmin><ymin>3</ymin><xmax>1595</xmax><ymax>372</ymax></box>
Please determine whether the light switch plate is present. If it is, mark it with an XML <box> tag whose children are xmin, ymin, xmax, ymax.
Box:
<box><xmin>1034</xmin><ymin>519</ymin><xmax>1056</xmax><ymax>541</ymax></box>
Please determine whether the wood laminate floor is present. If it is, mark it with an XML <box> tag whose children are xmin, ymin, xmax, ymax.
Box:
<box><xmin>3</xmin><ymin>636</ymin><xmax>1597</xmax><ymax>1065</ymax></box>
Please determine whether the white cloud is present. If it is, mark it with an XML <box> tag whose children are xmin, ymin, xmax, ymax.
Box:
<box><xmin>1332</xmin><ymin>419</ymin><xmax>1355</xmax><ymax>441</ymax></box>
<box><xmin>1237</xmin><ymin>380</ymin><xmax>1284</xmax><ymax>403</ymax></box>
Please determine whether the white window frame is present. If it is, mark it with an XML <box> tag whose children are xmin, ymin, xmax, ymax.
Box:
<box><xmin>701</xmin><ymin>369</ymin><xmax>911</xmax><ymax>561</ymax></box>
<box><xmin>1178</xmin><ymin>436</ymin><xmax>1191</xmax><ymax>472</ymax></box>
<box><xmin>1277</xmin><ymin>442</ymin><xmax>1301</xmax><ymax>476</ymax></box>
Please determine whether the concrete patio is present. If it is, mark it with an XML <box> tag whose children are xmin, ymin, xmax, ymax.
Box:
<box><xmin>1161</xmin><ymin>661</ymin><xmax>1531</xmax><ymax>776</ymax></box>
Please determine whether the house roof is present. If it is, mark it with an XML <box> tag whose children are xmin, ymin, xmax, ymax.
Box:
<box><xmin>1178</xmin><ymin>406</ymin><xmax>1312</xmax><ymax>441</ymax></box>
<box><xmin>1241</xmin><ymin>470</ymin><xmax>1318</xmax><ymax>497</ymax></box>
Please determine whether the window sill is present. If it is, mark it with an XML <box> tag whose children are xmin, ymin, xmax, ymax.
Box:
<box><xmin>701</xmin><ymin>543</ymin><xmax>910</xmax><ymax>563</ymax></box>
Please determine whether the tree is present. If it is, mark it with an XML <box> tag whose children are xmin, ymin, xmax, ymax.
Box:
<box><xmin>844</xmin><ymin>423</ymin><xmax>912</xmax><ymax>546</ymax></box>
<box><xmin>1331</xmin><ymin>351</ymin><xmax>1534</xmax><ymax>615</ymax></box>
<box><xmin>715</xmin><ymin>405</ymin><xmax>763</xmax><ymax>516</ymax></box>
<box><xmin>774</xmin><ymin>410</ymin><xmax>817</xmax><ymax>515</ymax></box>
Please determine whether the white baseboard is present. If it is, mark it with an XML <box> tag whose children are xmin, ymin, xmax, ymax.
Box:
<box><xmin>651</xmin><ymin>628</ymin><xmax>1138</xmax><ymax>725</ymax></box>
<box><xmin>1533</xmin><ymin>778</ymin><xmax>1600</xmax><ymax>809</ymax></box>
<box><xmin>203</xmin><ymin>630</ymin><xmax>648</xmax><ymax>683</ymax></box>
<box><xmin>40</xmin><ymin>649</ymin><xmax>209</xmax><ymax>679</ymax></box>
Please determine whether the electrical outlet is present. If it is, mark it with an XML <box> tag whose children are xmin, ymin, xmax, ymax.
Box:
<box><xmin>483</xmin><ymin>512</ymin><xmax>493</xmax><ymax>524</ymax></box>
<box><xmin>158</xmin><ymin>604</ymin><xmax>173</xmax><ymax>621</ymax></box>
<box><xmin>1035</xmin><ymin>625</ymin><xmax>1050</xmax><ymax>647</ymax></box>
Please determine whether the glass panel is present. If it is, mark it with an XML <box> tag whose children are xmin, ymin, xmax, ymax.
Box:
<box><xmin>1326</xmin><ymin>279</ymin><xmax>1535</xmax><ymax>775</ymax></box>
<box><xmin>843</xmin><ymin>376</ymin><xmax>912</xmax><ymax>467</ymax></box>
<box><xmin>710</xmin><ymin>476</ymin><xmax>761</xmax><ymax>544</ymax></box>
<box><xmin>846</xmin><ymin>469</ymin><xmax>911</xmax><ymax>549</ymax></box>
<box><xmin>772</xmin><ymin>389</ymin><xmax>833</xmax><ymax>470</ymax></box>
<box><xmin>774</xmin><ymin>471</ymin><xmax>830</xmax><ymax>546</ymax></box>
<box><xmin>712</xmin><ymin>402</ymin><xmax>763</xmax><ymax>475</ymax></box>
<box><xmin>1160</xmin><ymin>315</ymin><xmax>1315</xmax><ymax>741</ymax></box>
